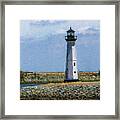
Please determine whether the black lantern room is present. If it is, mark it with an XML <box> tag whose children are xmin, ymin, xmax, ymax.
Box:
<box><xmin>65</xmin><ymin>27</ymin><xmax>77</xmax><ymax>41</ymax></box>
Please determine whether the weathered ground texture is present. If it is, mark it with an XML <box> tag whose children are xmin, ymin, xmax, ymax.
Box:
<box><xmin>20</xmin><ymin>82</ymin><xmax>100</xmax><ymax>100</ymax></box>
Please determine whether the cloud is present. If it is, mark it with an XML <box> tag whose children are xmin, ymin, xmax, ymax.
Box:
<box><xmin>29</xmin><ymin>20</ymin><xmax>67</xmax><ymax>27</ymax></box>
<box><xmin>77</xmin><ymin>27</ymin><xmax>99</xmax><ymax>35</ymax></box>
<box><xmin>20</xmin><ymin>20</ymin><xmax>100</xmax><ymax>43</ymax></box>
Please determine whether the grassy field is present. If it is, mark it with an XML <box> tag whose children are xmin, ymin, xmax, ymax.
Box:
<box><xmin>20</xmin><ymin>72</ymin><xmax>100</xmax><ymax>100</ymax></box>
<box><xmin>20</xmin><ymin>71</ymin><xmax>100</xmax><ymax>84</ymax></box>
<box><xmin>20</xmin><ymin>81</ymin><xmax>100</xmax><ymax>100</ymax></box>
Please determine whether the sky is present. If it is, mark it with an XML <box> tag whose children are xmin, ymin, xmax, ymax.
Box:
<box><xmin>20</xmin><ymin>20</ymin><xmax>100</xmax><ymax>72</ymax></box>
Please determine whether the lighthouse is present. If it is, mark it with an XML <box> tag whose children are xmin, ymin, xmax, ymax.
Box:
<box><xmin>64</xmin><ymin>27</ymin><xmax>79</xmax><ymax>82</ymax></box>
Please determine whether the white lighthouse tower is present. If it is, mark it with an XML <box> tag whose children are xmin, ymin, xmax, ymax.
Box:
<box><xmin>65</xmin><ymin>27</ymin><xmax>79</xmax><ymax>82</ymax></box>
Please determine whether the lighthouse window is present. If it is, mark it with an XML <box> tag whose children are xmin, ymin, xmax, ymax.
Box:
<box><xmin>68</xmin><ymin>33</ymin><xmax>70</xmax><ymax>36</ymax></box>
<box><xmin>74</xmin><ymin>71</ymin><xmax>76</xmax><ymax>73</ymax></box>
<box><xmin>74</xmin><ymin>62</ymin><xmax>75</xmax><ymax>66</ymax></box>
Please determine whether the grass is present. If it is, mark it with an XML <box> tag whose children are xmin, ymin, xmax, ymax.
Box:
<box><xmin>20</xmin><ymin>71</ymin><xmax>100</xmax><ymax>84</ymax></box>
<box><xmin>20</xmin><ymin>81</ymin><xmax>100</xmax><ymax>100</ymax></box>
<box><xmin>20</xmin><ymin>72</ymin><xmax>100</xmax><ymax>100</ymax></box>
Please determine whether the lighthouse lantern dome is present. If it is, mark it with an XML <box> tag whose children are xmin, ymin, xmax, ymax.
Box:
<box><xmin>67</xmin><ymin>27</ymin><xmax>75</xmax><ymax>36</ymax></box>
<box><xmin>65</xmin><ymin>27</ymin><xmax>77</xmax><ymax>41</ymax></box>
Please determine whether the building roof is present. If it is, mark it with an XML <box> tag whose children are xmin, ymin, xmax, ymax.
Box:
<box><xmin>67</xmin><ymin>27</ymin><xmax>75</xmax><ymax>32</ymax></box>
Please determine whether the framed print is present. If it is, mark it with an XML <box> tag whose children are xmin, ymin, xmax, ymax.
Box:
<box><xmin>0</xmin><ymin>0</ymin><xmax>119</xmax><ymax>119</ymax></box>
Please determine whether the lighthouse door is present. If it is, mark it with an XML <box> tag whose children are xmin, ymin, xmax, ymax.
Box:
<box><xmin>73</xmin><ymin>61</ymin><xmax>78</xmax><ymax>79</ymax></box>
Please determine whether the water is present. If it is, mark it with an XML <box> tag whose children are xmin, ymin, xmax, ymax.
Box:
<box><xmin>20</xmin><ymin>84</ymin><xmax>38</xmax><ymax>89</ymax></box>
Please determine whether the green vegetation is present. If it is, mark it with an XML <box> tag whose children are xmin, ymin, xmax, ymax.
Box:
<box><xmin>20</xmin><ymin>71</ymin><xmax>100</xmax><ymax>100</ymax></box>
<box><xmin>20</xmin><ymin>71</ymin><xmax>100</xmax><ymax>84</ymax></box>
<box><xmin>20</xmin><ymin>82</ymin><xmax>100</xmax><ymax>100</ymax></box>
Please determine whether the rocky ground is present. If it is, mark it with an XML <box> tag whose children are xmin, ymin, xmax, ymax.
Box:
<box><xmin>20</xmin><ymin>82</ymin><xmax>100</xmax><ymax>100</ymax></box>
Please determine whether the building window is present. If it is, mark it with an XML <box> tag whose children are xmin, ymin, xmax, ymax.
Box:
<box><xmin>74</xmin><ymin>71</ymin><xmax>76</xmax><ymax>73</ymax></box>
<box><xmin>74</xmin><ymin>62</ymin><xmax>75</xmax><ymax>66</ymax></box>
